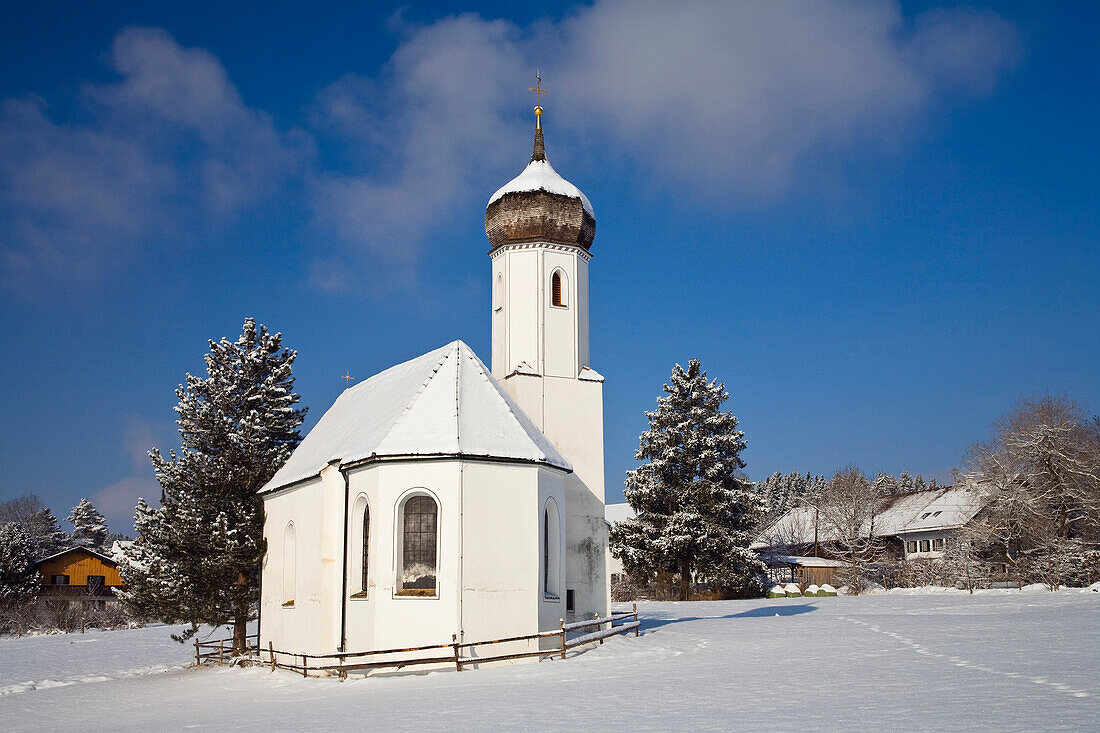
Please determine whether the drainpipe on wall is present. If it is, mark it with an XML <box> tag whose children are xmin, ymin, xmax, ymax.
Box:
<box><xmin>339</xmin><ymin>466</ymin><xmax>350</xmax><ymax>653</ymax></box>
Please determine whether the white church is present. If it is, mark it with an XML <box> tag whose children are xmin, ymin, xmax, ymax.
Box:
<box><xmin>258</xmin><ymin>102</ymin><xmax>609</xmax><ymax>659</ymax></box>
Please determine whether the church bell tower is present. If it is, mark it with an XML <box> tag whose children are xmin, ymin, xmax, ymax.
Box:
<box><xmin>484</xmin><ymin>83</ymin><xmax>608</xmax><ymax>619</ymax></box>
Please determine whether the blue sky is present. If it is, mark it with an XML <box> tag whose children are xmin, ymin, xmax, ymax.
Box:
<box><xmin>1</xmin><ymin>1</ymin><xmax>1097</xmax><ymax>532</ymax></box>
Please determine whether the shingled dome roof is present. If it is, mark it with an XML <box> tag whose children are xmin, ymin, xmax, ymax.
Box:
<box><xmin>260</xmin><ymin>341</ymin><xmax>571</xmax><ymax>494</ymax></box>
<box><xmin>485</xmin><ymin>121</ymin><xmax>595</xmax><ymax>251</ymax></box>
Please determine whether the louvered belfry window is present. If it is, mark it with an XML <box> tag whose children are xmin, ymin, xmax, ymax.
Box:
<box><xmin>551</xmin><ymin>271</ymin><xmax>563</xmax><ymax>307</ymax></box>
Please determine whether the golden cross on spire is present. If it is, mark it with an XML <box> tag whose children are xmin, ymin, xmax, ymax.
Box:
<box><xmin>529</xmin><ymin>70</ymin><xmax>548</xmax><ymax>129</ymax></box>
<box><xmin>341</xmin><ymin>371</ymin><xmax>354</xmax><ymax>389</ymax></box>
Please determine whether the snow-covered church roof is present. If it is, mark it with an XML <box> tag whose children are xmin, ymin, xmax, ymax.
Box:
<box><xmin>262</xmin><ymin>341</ymin><xmax>571</xmax><ymax>494</ymax></box>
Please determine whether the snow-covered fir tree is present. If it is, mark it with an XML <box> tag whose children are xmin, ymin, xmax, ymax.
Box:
<box><xmin>68</xmin><ymin>499</ymin><xmax>109</xmax><ymax>551</ymax></box>
<box><xmin>120</xmin><ymin>318</ymin><xmax>305</xmax><ymax>653</ymax></box>
<box><xmin>873</xmin><ymin>472</ymin><xmax>898</xmax><ymax>497</ymax></box>
<box><xmin>756</xmin><ymin>471</ymin><xmax>825</xmax><ymax>529</ymax></box>
<box><xmin>610</xmin><ymin>359</ymin><xmax>765</xmax><ymax>600</ymax></box>
<box><xmin>26</xmin><ymin>509</ymin><xmax>68</xmax><ymax>558</ymax></box>
<box><xmin>0</xmin><ymin>523</ymin><xmax>39</xmax><ymax>606</ymax></box>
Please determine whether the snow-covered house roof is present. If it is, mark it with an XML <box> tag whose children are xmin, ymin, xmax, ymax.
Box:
<box><xmin>766</xmin><ymin>555</ymin><xmax>850</xmax><ymax>569</ymax></box>
<box><xmin>752</xmin><ymin>484</ymin><xmax>987</xmax><ymax>550</ymax></box>
<box><xmin>894</xmin><ymin>485</ymin><xmax>986</xmax><ymax>535</ymax></box>
<box><xmin>34</xmin><ymin>546</ymin><xmax>119</xmax><ymax>567</ymax></box>
<box><xmin>604</xmin><ymin>502</ymin><xmax>635</xmax><ymax>525</ymax></box>
<box><xmin>261</xmin><ymin>341</ymin><xmax>571</xmax><ymax>494</ymax></box>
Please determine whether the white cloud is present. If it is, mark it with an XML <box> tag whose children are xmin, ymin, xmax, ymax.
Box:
<box><xmin>0</xmin><ymin>27</ymin><xmax>308</xmax><ymax>289</ymax></box>
<box><xmin>0</xmin><ymin>4</ymin><xmax>1020</xmax><ymax>290</ymax></box>
<box><xmin>93</xmin><ymin>476</ymin><xmax>155</xmax><ymax>535</ymax></box>
<box><xmin>310</xmin><ymin>15</ymin><xmax>529</xmax><ymax>267</ymax></box>
<box><xmin>310</xmin><ymin>0</ymin><xmax>1019</xmax><ymax>273</ymax></box>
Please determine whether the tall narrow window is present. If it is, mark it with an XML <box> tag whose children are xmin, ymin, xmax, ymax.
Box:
<box><xmin>282</xmin><ymin>522</ymin><xmax>296</xmax><ymax>607</ymax></box>
<box><xmin>543</xmin><ymin>498</ymin><xmax>560</xmax><ymax>598</ymax></box>
<box><xmin>397</xmin><ymin>494</ymin><xmax>438</xmax><ymax>597</ymax></box>
<box><xmin>361</xmin><ymin>503</ymin><xmax>370</xmax><ymax>593</ymax></box>
<box><xmin>494</xmin><ymin>273</ymin><xmax>504</xmax><ymax>312</ymax></box>
<box><xmin>551</xmin><ymin>271</ymin><xmax>563</xmax><ymax>307</ymax></box>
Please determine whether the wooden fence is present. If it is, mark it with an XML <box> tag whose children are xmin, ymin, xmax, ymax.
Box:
<box><xmin>194</xmin><ymin>633</ymin><xmax>259</xmax><ymax>666</ymax></box>
<box><xmin>195</xmin><ymin>605</ymin><xmax>640</xmax><ymax>678</ymax></box>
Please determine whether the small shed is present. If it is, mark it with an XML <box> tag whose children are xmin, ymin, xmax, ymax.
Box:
<box><xmin>36</xmin><ymin>547</ymin><xmax>124</xmax><ymax>603</ymax></box>
<box><xmin>764</xmin><ymin>555</ymin><xmax>850</xmax><ymax>589</ymax></box>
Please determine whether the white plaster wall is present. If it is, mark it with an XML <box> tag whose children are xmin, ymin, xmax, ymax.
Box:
<box><xmin>342</xmin><ymin>464</ymin><xmax>380</xmax><ymax>653</ymax></box>
<box><xmin>543</xmin><ymin>249</ymin><xmax>577</xmax><ymax>378</ymax></box>
<box><xmin>260</xmin><ymin>478</ymin><xmax>328</xmax><ymax>656</ymax></box>
<box><xmin>492</xmin><ymin>264</ymin><xmax>507</xmax><ymax>374</ymax></box>
<box><xmin>364</xmin><ymin>461</ymin><xmax>461</xmax><ymax>651</ymax></box>
<box><xmin>576</xmin><ymin>257</ymin><xmax>590</xmax><ymax>370</ymax></box>
<box><xmin>537</xmin><ymin>469</ymin><xmax>568</xmax><ymax>641</ymax></box>
<box><xmin>459</xmin><ymin>462</ymin><xmax>555</xmax><ymax>662</ymax></box>
<box><xmin>502</xmin><ymin>249</ymin><xmax>540</xmax><ymax>374</ymax></box>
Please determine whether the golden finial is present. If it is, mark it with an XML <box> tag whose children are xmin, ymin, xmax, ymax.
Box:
<box><xmin>341</xmin><ymin>371</ymin><xmax>354</xmax><ymax>389</ymax></box>
<box><xmin>529</xmin><ymin>70</ymin><xmax>548</xmax><ymax>130</ymax></box>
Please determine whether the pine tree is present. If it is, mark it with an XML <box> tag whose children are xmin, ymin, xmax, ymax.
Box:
<box><xmin>68</xmin><ymin>499</ymin><xmax>109</xmax><ymax>551</ymax></box>
<box><xmin>0</xmin><ymin>523</ymin><xmax>39</xmax><ymax>606</ymax></box>
<box><xmin>119</xmin><ymin>318</ymin><xmax>305</xmax><ymax>653</ymax></box>
<box><xmin>610</xmin><ymin>359</ymin><xmax>765</xmax><ymax>600</ymax></box>
<box><xmin>873</xmin><ymin>472</ymin><xmax>898</xmax><ymax>497</ymax></box>
<box><xmin>26</xmin><ymin>509</ymin><xmax>68</xmax><ymax>558</ymax></box>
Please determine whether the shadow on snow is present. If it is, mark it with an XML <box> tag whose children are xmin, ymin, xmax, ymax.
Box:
<box><xmin>636</xmin><ymin>603</ymin><xmax>819</xmax><ymax>632</ymax></box>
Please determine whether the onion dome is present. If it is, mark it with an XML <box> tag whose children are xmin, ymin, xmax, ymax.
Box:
<box><xmin>485</xmin><ymin>108</ymin><xmax>595</xmax><ymax>251</ymax></box>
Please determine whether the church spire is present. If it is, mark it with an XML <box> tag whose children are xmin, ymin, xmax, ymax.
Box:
<box><xmin>529</xmin><ymin>71</ymin><xmax>548</xmax><ymax>162</ymax></box>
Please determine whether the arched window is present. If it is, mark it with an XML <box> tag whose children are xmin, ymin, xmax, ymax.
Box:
<box><xmin>361</xmin><ymin>503</ymin><xmax>370</xmax><ymax>593</ymax></box>
<box><xmin>282</xmin><ymin>522</ymin><xmax>296</xmax><ymax>607</ymax></box>
<box><xmin>551</xmin><ymin>270</ymin><xmax>566</xmax><ymax>307</ymax></box>
<box><xmin>543</xmin><ymin>499</ymin><xmax>560</xmax><ymax>598</ymax></box>
<box><xmin>494</xmin><ymin>273</ymin><xmax>504</xmax><ymax>312</ymax></box>
<box><xmin>396</xmin><ymin>493</ymin><xmax>438</xmax><ymax>597</ymax></box>
<box><xmin>351</xmin><ymin>496</ymin><xmax>370</xmax><ymax>597</ymax></box>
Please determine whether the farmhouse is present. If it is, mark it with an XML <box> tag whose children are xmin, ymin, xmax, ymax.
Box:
<box><xmin>752</xmin><ymin>483</ymin><xmax>987</xmax><ymax>563</ymax></box>
<box><xmin>36</xmin><ymin>546</ymin><xmax>124</xmax><ymax>605</ymax></box>
<box><xmin>258</xmin><ymin>104</ymin><xmax>609</xmax><ymax>660</ymax></box>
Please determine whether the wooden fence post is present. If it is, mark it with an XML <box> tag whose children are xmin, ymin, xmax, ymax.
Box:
<box><xmin>218</xmin><ymin>639</ymin><xmax>225</xmax><ymax>666</ymax></box>
<box><xmin>301</xmin><ymin>654</ymin><xmax>308</xmax><ymax>677</ymax></box>
<box><xmin>452</xmin><ymin>633</ymin><xmax>462</xmax><ymax>671</ymax></box>
<box><xmin>559</xmin><ymin>619</ymin><xmax>566</xmax><ymax>660</ymax></box>
<box><xmin>194</xmin><ymin>638</ymin><xmax>201</xmax><ymax>666</ymax></box>
<box><xmin>269</xmin><ymin>641</ymin><xmax>276</xmax><ymax>673</ymax></box>
<box><xmin>633</xmin><ymin>602</ymin><xmax>639</xmax><ymax>637</ymax></box>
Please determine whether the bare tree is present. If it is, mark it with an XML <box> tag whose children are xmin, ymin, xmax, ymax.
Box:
<box><xmin>0</xmin><ymin>494</ymin><xmax>46</xmax><ymax>528</ymax></box>
<box><xmin>818</xmin><ymin>466</ymin><xmax>887</xmax><ymax>594</ymax></box>
<box><xmin>961</xmin><ymin>396</ymin><xmax>1100</xmax><ymax>582</ymax></box>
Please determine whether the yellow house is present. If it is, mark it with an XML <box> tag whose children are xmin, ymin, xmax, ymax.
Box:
<box><xmin>36</xmin><ymin>547</ymin><xmax>124</xmax><ymax>601</ymax></box>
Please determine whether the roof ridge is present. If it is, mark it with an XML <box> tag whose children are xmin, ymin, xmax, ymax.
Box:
<box><xmin>456</xmin><ymin>344</ymin><xmax>570</xmax><ymax>470</ymax></box>
<box><xmin>375</xmin><ymin>342</ymin><xmax>459</xmax><ymax>455</ymax></box>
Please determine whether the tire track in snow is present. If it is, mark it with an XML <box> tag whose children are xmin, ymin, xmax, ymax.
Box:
<box><xmin>838</xmin><ymin>616</ymin><xmax>1091</xmax><ymax>699</ymax></box>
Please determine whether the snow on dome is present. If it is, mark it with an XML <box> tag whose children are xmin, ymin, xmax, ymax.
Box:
<box><xmin>261</xmin><ymin>341</ymin><xmax>571</xmax><ymax>494</ymax></box>
<box><xmin>488</xmin><ymin>158</ymin><xmax>594</xmax><ymax>218</ymax></box>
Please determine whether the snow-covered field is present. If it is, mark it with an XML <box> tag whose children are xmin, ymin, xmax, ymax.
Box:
<box><xmin>2</xmin><ymin>589</ymin><xmax>1097</xmax><ymax>731</ymax></box>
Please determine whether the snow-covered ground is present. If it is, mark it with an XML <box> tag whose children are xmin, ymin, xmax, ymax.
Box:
<box><xmin>2</xmin><ymin>590</ymin><xmax>1097</xmax><ymax>731</ymax></box>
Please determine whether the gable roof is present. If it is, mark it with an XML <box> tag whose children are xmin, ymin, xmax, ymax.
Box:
<box><xmin>35</xmin><ymin>546</ymin><xmax>119</xmax><ymax>568</ymax></box>
<box><xmin>262</xmin><ymin>341</ymin><xmax>571</xmax><ymax>494</ymax></box>
<box><xmin>752</xmin><ymin>484</ymin><xmax>987</xmax><ymax>549</ymax></box>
